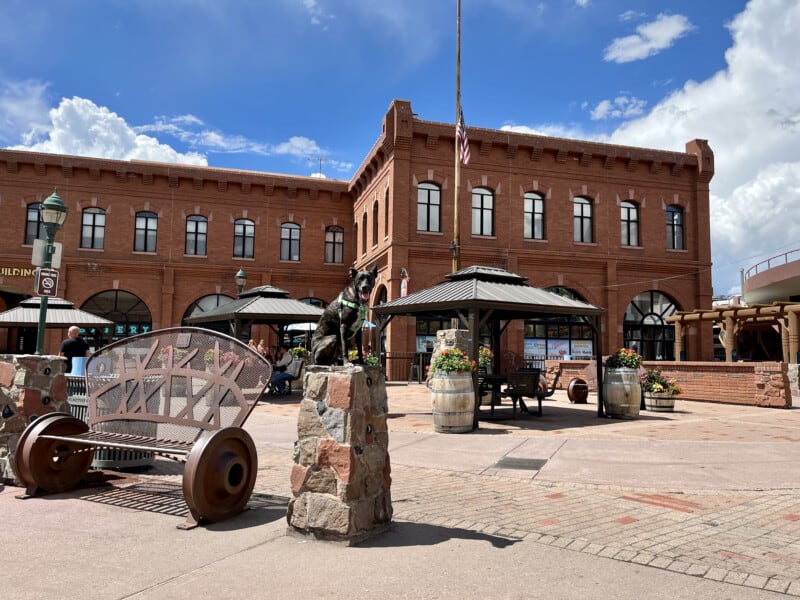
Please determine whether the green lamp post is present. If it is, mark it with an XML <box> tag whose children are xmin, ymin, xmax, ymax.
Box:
<box><xmin>234</xmin><ymin>268</ymin><xmax>247</xmax><ymax>297</ymax></box>
<box><xmin>35</xmin><ymin>190</ymin><xmax>69</xmax><ymax>355</ymax></box>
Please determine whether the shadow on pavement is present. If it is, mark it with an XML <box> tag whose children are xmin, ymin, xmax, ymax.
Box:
<box><xmin>362</xmin><ymin>521</ymin><xmax>522</xmax><ymax>549</ymax></box>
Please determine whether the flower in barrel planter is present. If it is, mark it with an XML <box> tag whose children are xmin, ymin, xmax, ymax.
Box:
<box><xmin>640</xmin><ymin>369</ymin><xmax>681</xmax><ymax>396</ymax></box>
<box><xmin>604</xmin><ymin>347</ymin><xmax>643</xmax><ymax>370</ymax></box>
<box><xmin>427</xmin><ymin>348</ymin><xmax>476</xmax><ymax>375</ymax></box>
<box><xmin>428</xmin><ymin>348</ymin><xmax>477</xmax><ymax>433</ymax></box>
<box><xmin>641</xmin><ymin>368</ymin><xmax>681</xmax><ymax>412</ymax></box>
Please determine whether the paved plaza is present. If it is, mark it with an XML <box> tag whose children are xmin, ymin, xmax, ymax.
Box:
<box><xmin>3</xmin><ymin>383</ymin><xmax>800</xmax><ymax>598</ymax></box>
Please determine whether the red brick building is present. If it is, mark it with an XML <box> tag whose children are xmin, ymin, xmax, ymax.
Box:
<box><xmin>0</xmin><ymin>99</ymin><xmax>714</xmax><ymax>362</ymax></box>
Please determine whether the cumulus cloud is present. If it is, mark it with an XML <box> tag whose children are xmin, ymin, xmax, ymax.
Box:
<box><xmin>604</xmin><ymin>13</ymin><xmax>694</xmax><ymax>63</ymax></box>
<box><xmin>10</xmin><ymin>97</ymin><xmax>207</xmax><ymax>165</ymax></box>
<box><xmin>589</xmin><ymin>95</ymin><xmax>647</xmax><ymax>120</ymax></box>
<box><xmin>301</xmin><ymin>0</ymin><xmax>334</xmax><ymax>28</ymax></box>
<box><xmin>607</xmin><ymin>0</ymin><xmax>800</xmax><ymax>295</ymax></box>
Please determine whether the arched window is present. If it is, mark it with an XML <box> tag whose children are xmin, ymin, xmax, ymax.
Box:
<box><xmin>573</xmin><ymin>197</ymin><xmax>593</xmax><ymax>243</ymax></box>
<box><xmin>353</xmin><ymin>221</ymin><xmax>359</xmax><ymax>257</ymax></box>
<box><xmin>524</xmin><ymin>192</ymin><xmax>545</xmax><ymax>240</ymax></box>
<box><xmin>620</xmin><ymin>201</ymin><xmax>639</xmax><ymax>247</ymax></box>
<box><xmin>24</xmin><ymin>202</ymin><xmax>44</xmax><ymax>245</ymax></box>
<box><xmin>384</xmin><ymin>188</ymin><xmax>390</xmax><ymax>238</ymax></box>
<box><xmin>81</xmin><ymin>290</ymin><xmax>152</xmax><ymax>346</ymax></box>
<box><xmin>417</xmin><ymin>182</ymin><xmax>441</xmax><ymax>233</ymax></box>
<box><xmin>134</xmin><ymin>211</ymin><xmax>158</xmax><ymax>252</ymax></box>
<box><xmin>233</xmin><ymin>218</ymin><xmax>254</xmax><ymax>258</ymax></box>
<box><xmin>624</xmin><ymin>290</ymin><xmax>678</xmax><ymax>361</ymax></box>
<box><xmin>325</xmin><ymin>226</ymin><xmax>344</xmax><ymax>264</ymax></box>
<box><xmin>372</xmin><ymin>201</ymin><xmax>379</xmax><ymax>247</ymax></box>
<box><xmin>471</xmin><ymin>187</ymin><xmax>494</xmax><ymax>236</ymax></box>
<box><xmin>361</xmin><ymin>213</ymin><xmax>368</xmax><ymax>254</ymax></box>
<box><xmin>281</xmin><ymin>222</ymin><xmax>300</xmax><ymax>261</ymax></box>
<box><xmin>183</xmin><ymin>293</ymin><xmax>234</xmax><ymax>322</ymax></box>
<box><xmin>80</xmin><ymin>207</ymin><xmax>106</xmax><ymax>249</ymax></box>
<box><xmin>185</xmin><ymin>215</ymin><xmax>207</xmax><ymax>256</ymax></box>
<box><xmin>667</xmin><ymin>205</ymin><xmax>684</xmax><ymax>250</ymax></box>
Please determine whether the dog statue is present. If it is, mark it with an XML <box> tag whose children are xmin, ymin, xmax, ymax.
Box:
<box><xmin>310</xmin><ymin>264</ymin><xmax>378</xmax><ymax>366</ymax></box>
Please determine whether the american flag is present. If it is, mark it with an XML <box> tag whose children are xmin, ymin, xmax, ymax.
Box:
<box><xmin>457</xmin><ymin>109</ymin><xmax>470</xmax><ymax>165</ymax></box>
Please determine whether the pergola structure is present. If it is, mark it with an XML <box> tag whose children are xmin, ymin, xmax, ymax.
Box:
<box><xmin>373</xmin><ymin>266</ymin><xmax>606</xmax><ymax>427</ymax></box>
<box><xmin>667</xmin><ymin>302</ymin><xmax>800</xmax><ymax>363</ymax></box>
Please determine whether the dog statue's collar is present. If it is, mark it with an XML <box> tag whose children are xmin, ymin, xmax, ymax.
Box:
<box><xmin>338</xmin><ymin>292</ymin><xmax>369</xmax><ymax>335</ymax></box>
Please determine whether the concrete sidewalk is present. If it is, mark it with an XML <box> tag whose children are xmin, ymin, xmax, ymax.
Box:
<box><xmin>3</xmin><ymin>385</ymin><xmax>800</xmax><ymax>599</ymax></box>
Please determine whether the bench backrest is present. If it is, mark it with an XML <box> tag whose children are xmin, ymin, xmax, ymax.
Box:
<box><xmin>506</xmin><ymin>370</ymin><xmax>540</xmax><ymax>397</ymax></box>
<box><xmin>84</xmin><ymin>327</ymin><xmax>272</xmax><ymax>444</ymax></box>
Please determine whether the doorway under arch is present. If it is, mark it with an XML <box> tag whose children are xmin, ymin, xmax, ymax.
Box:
<box><xmin>81</xmin><ymin>290</ymin><xmax>152</xmax><ymax>347</ymax></box>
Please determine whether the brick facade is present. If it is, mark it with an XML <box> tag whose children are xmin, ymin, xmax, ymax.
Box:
<box><xmin>0</xmin><ymin>99</ymin><xmax>714</xmax><ymax>361</ymax></box>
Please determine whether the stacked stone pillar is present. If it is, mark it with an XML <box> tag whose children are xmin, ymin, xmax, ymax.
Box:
<box><xmin>0</xmin><ymin>355</ymin><xmax>68</xmax><ymax>483</ymax></box>
<box><xmin>288</xmin><ymin>364</ymin><xmax>392</xmax><ymax>544</ymax></box>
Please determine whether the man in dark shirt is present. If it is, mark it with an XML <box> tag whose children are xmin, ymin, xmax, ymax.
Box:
<box><xmin>59</xmin><ymin>326</ymin><xmax>90</xmax><ymax>373</ymax></box>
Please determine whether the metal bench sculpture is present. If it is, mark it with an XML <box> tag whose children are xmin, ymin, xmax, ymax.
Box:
<box><xmin>500</xmin><ymin>370</ymin><xmax>542</xmax><ymax>417</ymax></box>
<box><xmin>14</xmin><ymin>327</ymin><xmax>271</xmax><ymax>529</ymax></box>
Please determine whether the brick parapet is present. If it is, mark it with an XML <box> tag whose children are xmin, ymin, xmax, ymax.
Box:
<box><xmin>547</xmin><ymin>360</ymin><xmax>793</xmax><ymax>408</ymax></box>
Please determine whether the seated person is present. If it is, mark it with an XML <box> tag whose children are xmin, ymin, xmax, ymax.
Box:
<box><xmin>270</xmin><ymin>345</ymin><xmax>293</xmax><ymax>394</ymax></box>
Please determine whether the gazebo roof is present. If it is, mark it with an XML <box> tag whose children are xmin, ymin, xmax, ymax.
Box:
<box><xmin>374</xmin><ymin>265</ymin><xmax>603</xmax><ymax>320</ymax></box>
<box><xmin>184</xmin><ymin>286</ymin><xmax>323</xmax><ymax>326</ymax></box>
<box><xmin>0</xmin><ymin>297</ymin><xmax>113</xmax><ymax>328</ymax></box>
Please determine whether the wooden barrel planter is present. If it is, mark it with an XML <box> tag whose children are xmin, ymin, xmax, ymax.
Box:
<box><xmin>603</xmin><ymin>368</ymin><xmax>641</xmax><ymax>419</ymax></box>
<box><xmin>430</xmin><ymin>372</ymin><xmax>475</xmax><ymax>433</ymax></box>
<box><xmin>644</xmin><ymin>393</ymin><xmax>675</xmax><ymax>412</ymax></box>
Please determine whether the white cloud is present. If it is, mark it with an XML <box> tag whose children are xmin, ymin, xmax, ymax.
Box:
<box><xmin>10</xmin><ymin>97</ymin><xmax>207</xmax><ymax>165</ymax></box>
<box><xmin>619</xmin><ymin>10</ymin><xmax>645</xmax><ymax>22</ymax></box>
<box><xmin>501</xmin><ymin>122</ymin><xmax>594</xmax><ymax>141</ymax></box>
<box><xmin>606</xmin><ymin>0</ymin><xmax>800</xmax><ymax>296</ymax></box>
<box><xmin>301</xmin><ymin>0</ymin><xmax>334</xmax><ymax>28</ymax></box>
<box><xmin>575</xmin><ymin>0</ymin><xmax>590</xmax><ymax>7</ymax></box>
<box><xmin>604</xmin><ymin>13</ymin><xmax>694</xmax><ymax>63</ymax></box>
<box><xmin>589</xmin><ymin>95</ymin><xmax>647</xmax><ymax>120</ymax></box>
<box><xmin>0</xmin><ymin>79</ymin><xmax>51</xmax><ymax>146</ymax></box>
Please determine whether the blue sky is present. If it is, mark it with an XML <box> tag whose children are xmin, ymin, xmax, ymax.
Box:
<box><xmin>2</xmin><ymin>0</ymin><xmax>799</xmax><ymax>299</ymax></box>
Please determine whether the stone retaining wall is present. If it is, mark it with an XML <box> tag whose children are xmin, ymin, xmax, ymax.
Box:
<box><xmin>0</xmin><ymin>355</ymin><xmax>68</xmax><ymax>483</ymax></box>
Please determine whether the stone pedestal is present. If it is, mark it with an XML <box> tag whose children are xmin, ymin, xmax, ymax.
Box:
<box><xmin>0</xmin><ymin>355</ymin><xmax>68</xmax><ymax>484</ymax></box>
<box><xmin>287</xmin><ymin>364</ymin><xmax>392</xmax><ymax>544</ymax></box>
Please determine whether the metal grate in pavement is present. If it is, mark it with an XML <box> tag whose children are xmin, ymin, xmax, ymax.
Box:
<box><xmin>493</xmin><ymin>457</ymin><xmax>547</xmax><ymax>470</ymax></box>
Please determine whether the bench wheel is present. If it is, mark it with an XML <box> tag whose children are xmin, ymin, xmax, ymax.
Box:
<box><xmin>15</xmin><ymin>413</ymin><xmax>93</xmax><ymax>493</ymax></box>
<box><xmin>183</xmin><ymin>427</ymin><xmax>257</xmax><ymax>526</ymax></box>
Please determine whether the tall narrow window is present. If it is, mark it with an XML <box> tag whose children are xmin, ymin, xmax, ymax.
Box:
<box><xmin>524</xmin><ymin>192</ymin><xmax>545</xmax><ymax>240</ymax></box>
<box><xmin>573</xmin><ymin>197</ymin><xmax>593</xmax><ymax>243</ymax></box>
<box><xmin>24</xmin><ymin>202</ymin><xmax>43</xmax><ymax>245</ymax></box>
<box><xmin>185</xmin><ymin>215</ymin><xmax>207</xmax><ymax>256</ymax></box>
<box><xmin>384</xmin><ymin>189</ymin><xmax>390</xmax><ymax>238</ymax></box>
<box><xmin>134</xmin><ymin>211</ymin><xmax>158</xmax><ymax>252</ymax></box>
<box><xmin>372</xmin><ymin>201</ymin><xmax>379</xmax><ymax>247</ymax></box>
<box><xmin>471</xmin><ymin>187</ymin><xmax>494</xmax><ymax>236</ymax></box>
<box><xmin>325</xmin><ymin>226</ymin><xmax>344</xmax><ymax>263</ymax></box>
<box><xmin>81</xmin><ymin>207</ymin><xmax>106</xmax><ymax>249</ymax></box>
<box><xmin>281</xmin><ymin>222</ymin><xmax>300</xmax><ymax>261</ymax></box>
<box><xmin>233</xmin><ymin>218</ymin><xmax>254</xmax><ymax>258</ymax></box>
<box><xmin>620</xmin><ymin>201</ymin><xmax>639</xmax><ymax>247</ymax></box>
<box><xmin>417</xmin><ymin>182</ymin><xmax>441</xmax><ymax>232</ymax></box>
<box><xmin>667</xmin><ymin>205</ymin><xmax>684</xmax><ymax>250</ymax></box>
<box><xmin>361</xmin><ymin>213</ymin><xmax>368</xmax><ymax>254</ymax></box>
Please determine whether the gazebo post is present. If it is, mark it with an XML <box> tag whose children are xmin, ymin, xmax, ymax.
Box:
<box><xmin>469</xmin><ymin>308</ymin><xmax>480</xmax><ymax>430</ymax></box>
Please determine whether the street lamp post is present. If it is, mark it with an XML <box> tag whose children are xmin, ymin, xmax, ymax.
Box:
<box><xmin>234</xmin><ymin>269</ymin><xmax>247</xmax><ymax>298</ymax></box>
<box><xmin>35</xmin><ymin>190</ymin><xmax>69</xmax><ymax>355</ymax></box>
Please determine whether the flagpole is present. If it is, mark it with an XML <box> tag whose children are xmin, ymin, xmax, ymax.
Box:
<box><xmin>453</xmin><ymin>0</ymin><xmax>462</xmax><ymax>274</ymax></box>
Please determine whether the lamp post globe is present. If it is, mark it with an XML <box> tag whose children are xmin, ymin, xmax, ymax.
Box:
<box><xmin>35</xmin><ymin>189</ymin><xmax>69</xmax><ymax>355</ymax></box>
<box><xmin>234</xmin><ymin>269</ymin><xmax>247</xmax><ymax>297</ymax></box>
